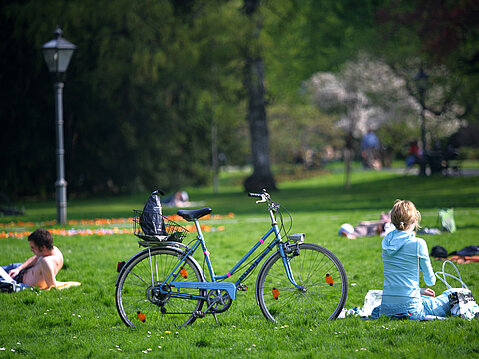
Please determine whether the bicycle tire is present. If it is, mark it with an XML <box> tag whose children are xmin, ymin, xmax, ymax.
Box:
<box><xmin>255</xmin><ymin>243</ymin><xmax>348</xmax><ymax>324</ymax></box>
<box><xmin>115</xmin><ymin>246</ymin><xmax>206</xmax><ymax>329</ymax></box>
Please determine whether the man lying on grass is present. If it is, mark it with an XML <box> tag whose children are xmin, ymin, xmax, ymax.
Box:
<box><xmin>1</xmin><ymin>228</ymin><xmax>65</xmax><ymax>290</ymax></box>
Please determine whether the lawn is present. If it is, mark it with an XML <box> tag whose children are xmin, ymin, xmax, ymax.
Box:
<box><xmin>1</xmin><ymin>168</ymin><xmax>479</xmax><ymax>358</ymax></box>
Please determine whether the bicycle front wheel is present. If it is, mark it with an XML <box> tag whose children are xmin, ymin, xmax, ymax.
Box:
<box><xmin>116</xmin><ymin>247</ymin><xmax>205</xmax><ymax>329</ymax></box>
<box><xmin>256</xmin><ymin>243</ymin><xmax>348</xmax><ymax>324</ymax></box>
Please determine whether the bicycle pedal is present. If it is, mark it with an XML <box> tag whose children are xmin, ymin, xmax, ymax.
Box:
<box><xmin>194</xmin><ymin>311</ymin><xmax>205</xmax><ymax>318</ymax></box>
<box><xmin>239</xmin><ymin>284</ymin><xmax>248</xmax><ymax>291</ymax></box>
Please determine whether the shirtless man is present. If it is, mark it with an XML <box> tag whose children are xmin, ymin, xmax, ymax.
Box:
<box><xmin>2</xmin><ymin>228</ymin><xmax>64</xmax><ymax>289</ymax></box>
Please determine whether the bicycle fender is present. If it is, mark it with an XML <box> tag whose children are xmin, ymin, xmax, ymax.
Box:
<box><xmin>170</xmin><ymin>281</ymin><xmax>237</xmax><ymax>300</ymax></box>
<box><xmin>255</xmin><ymin>249</ymin><xmax>281</xmax><ymax>306</ymax></box>
<box><xmin>254</xmin><ymin>243</ymin><xmax>302</xmax><ymax>306</ymax></box>
<box><xmin>115</xmin><ymin>245</ymin><xmax>193</xmax><ymax>287</ymax></box>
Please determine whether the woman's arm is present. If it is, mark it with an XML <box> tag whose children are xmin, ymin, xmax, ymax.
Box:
<box><xmin>418</xmin><ymin>238</ymin><xmax>436</xmax><ymax>286</ymax></box>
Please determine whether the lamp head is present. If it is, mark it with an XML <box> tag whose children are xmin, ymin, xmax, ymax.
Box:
<box><xmin>42</xmin><ymin>26</ymin><xmax>76</xmax><ymax>74</ymax></box>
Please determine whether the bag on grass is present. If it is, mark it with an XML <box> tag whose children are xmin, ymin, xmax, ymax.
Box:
<box><xmin>0</xmin><ymin>281</ymin><xmax>14</xmax><ymax>293</ymax></box>
<box><xmin>438</xmin><ymin>208</ymin><xmax>456</xmax><ymax>233</ymax></box>
<box><xmin>456</xmin><ymin>245</ymin><xmax>479</xmax><ymax>257</ymax></box>
<box><xmin>139</xmin><ymin>190</ymin><xmax>166</xmax><ymax>236</ymax></box>
<box><xmin>359</xmin><ymin>289</ymin><xmax>383</xmax><ymax>317</ymax></box>
<box><xmin>0</xmin><ymin>280</ymin><xmax>24</xmax><ymax>293</ymax></box>
<box><xmin>435</xmin><ymin>260</ymin><xmax>479</xmax><ymax>320</ymax></box>
<box><xmin>449</xmin><ymin>290</ymin><xmax>479</xmax><ymax>321</ymax></box>
<box><xmin>430</xmin><ymin>245</ymin><xmax>448</xmax><ymax>259</ymax></box>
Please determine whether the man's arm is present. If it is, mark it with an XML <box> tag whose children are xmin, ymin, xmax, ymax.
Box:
<box><xmin>39</xmin><ymin>258</ymin><xmax>58</xmax><ymax>288</ymax></box>
<box><xmin>8</xmin><ymin>255</ymin><xmax>38</xmax><ymax>278</ymax></box>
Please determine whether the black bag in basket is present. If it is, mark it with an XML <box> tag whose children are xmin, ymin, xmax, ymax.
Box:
<box><xmin>139</xmin><ymin>190</ymin><xmax>166</xmax><ymax>236</ymax></box>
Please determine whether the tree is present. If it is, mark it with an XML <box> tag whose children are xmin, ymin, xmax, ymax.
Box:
<box><xmin>242</xmin><ymin>0</ymin><xmax>276</xmax><ymax>192</ymax></box>
<box><xmin>306</xmin><ymin>53</ymin><xmax>465</xmax><ymax>182</ymax></box>
<box><xmin>0</xmin><ymin>0</ymin><xmax>244</xmax><ymax>198</ymax></box>
<box><xmin>261</xmin><ymin>0</ymin><xmax>477</xmax><ymax>178</ymax></box>
<box><xmin>374</xmin><ymin>0</ymin><xmax>479</xmax><ymax>124</ymax></box>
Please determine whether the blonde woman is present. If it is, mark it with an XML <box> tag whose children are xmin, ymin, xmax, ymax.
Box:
<box><xmin>373</xmin><ymin>200</ymin><xmax>453</xmax><ymax>319</ymax></box>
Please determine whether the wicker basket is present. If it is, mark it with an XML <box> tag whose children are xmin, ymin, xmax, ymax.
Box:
<box><xmin>133</xmin><ymin>210</ymin><xmax>188</xmax><ymax>242</ymax></box>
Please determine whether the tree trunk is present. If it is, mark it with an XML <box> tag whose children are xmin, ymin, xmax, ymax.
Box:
<box><xmin>344</xmin><ymin>132</ymin><xmax>353</xmax><ymax>189</ymax></box>
<box><xmin>242</xmin><ymin>0</ymin><xmax>276</xmax><ymax>193</ymax></box>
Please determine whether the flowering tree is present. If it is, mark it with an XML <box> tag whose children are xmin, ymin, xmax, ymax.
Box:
<box><xmin>306</xmin><ymin>53</ymin><xmax>464</xmax><ymax>182</ymax></box>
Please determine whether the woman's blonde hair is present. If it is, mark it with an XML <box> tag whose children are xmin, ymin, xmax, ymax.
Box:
<box><xmin>391</xmin><ymin>199</ymin><xmax>421</xmax><ymax>231</ymax></box>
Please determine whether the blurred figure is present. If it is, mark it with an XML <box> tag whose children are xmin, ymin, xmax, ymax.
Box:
<box><xmin>405</xmin><ymin>140</ymin><xmax>421</xmax><ymax>168</ymax></box>
<box><xmin>361</xmin><ymin>129</ymin><xmax>381</xmax><ymax>169</ymax></box>
<box><xmin>164</xmin><ymin>191</ymin><xmax>190</xmax><ymax>208</ymax></box>
<box><xmin>338</xmin><ymin>212</ymin><xmax>392</xmax><ymax>239</ymax></box>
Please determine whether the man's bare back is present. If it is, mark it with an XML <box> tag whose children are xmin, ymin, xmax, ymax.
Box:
<box><xmin>22</xmin><ymin>246</ymin><xmax>64</xmax><ymax>289</ymax></box>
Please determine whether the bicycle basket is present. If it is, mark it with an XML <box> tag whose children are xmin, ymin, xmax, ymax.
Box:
<box><xmin>133</xmin><ymin>210</ymin><xmax>188</xmax><ymax>242</ymax></box>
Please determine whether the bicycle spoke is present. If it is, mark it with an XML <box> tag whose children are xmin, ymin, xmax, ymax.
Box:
<box><xmin>116</xmin><ymin>248</ymin><xmax>205</xmax><ymax>329</ymax></box>
<box><xmin>256</xmin><ymin>243</ymin><xmax>347</xmax><ymax>323</ymax></box>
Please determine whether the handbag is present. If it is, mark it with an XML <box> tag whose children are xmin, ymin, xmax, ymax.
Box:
<box><xmin>435</xmin><ymin>260</ymin><xmax>479</xmax><ymax>320</ymax></box>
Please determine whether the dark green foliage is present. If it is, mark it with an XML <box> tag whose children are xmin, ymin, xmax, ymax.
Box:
<box><xmin>0</xmin><ymin>0</ymin><xmax>244</xmax><ymax>199</ymax></box>
<box><xmin>372</xmin><ymin>0</ymin><xmax>479</xmax><ymax>122</ymax></box>
<box><xmin>1</xmin><ymin>0</ymin><xmax>478</xmax><ymax>200</ymax></box>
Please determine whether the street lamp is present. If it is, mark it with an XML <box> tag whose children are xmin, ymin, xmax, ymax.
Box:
<box><xmin>42</xmin><ymin>27</ymin><xmax>76</xmax><ymax>224</ymax></box>
<box><xmin>413</xmin><ymin>67</ymin><xmax>429</xmax><ymax>176</ymax></box>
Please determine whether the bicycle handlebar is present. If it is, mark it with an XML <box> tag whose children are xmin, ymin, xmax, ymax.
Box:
<box><xmin>248</xmin><ymin>190</ymin><xmax>272</xmax><ymax>205</ymax></box>
<box><xmin>249</xmin><ymin>189</ymin><xmax>282</xmax><ymax>220</ymax></box>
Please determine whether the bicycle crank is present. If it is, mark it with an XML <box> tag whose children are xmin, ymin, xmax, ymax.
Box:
<box><xmin>205</xmin><ymin>289</ymin><xmax>233</xmax><ymax>313</ymax></box>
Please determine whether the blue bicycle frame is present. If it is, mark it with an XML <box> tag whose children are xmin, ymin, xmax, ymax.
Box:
<box><xmin>167</xmin><ymin>203</ymin><xmax>301</xmax><ymax>301</ymax></box>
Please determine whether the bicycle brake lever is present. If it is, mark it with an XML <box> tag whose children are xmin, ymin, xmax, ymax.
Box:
<box><xmin>270</xmin><ymin>202</ymin><xmax>280</xmax><ymax>211</ymax></box>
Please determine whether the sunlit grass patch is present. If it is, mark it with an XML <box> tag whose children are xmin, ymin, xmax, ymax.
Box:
<box><xmin>1</xmin><ymin>170</ymin><xmax>478</xmax><ymax>357</ymax></box>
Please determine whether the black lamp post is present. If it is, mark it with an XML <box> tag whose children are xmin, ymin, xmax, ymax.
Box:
<box><xmin>413</xmin><ymin>67</ymin><xmax>429</xmax><ymax>176</ymax></box>
<box><xmin>42</xmin><ymin>27</ymin><xmax>76</xmax><ymax>224</ymax></box>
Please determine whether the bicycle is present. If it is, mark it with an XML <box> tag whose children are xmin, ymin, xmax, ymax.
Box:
<box><xmin>115</xmin><ymin>190</ymin><xmax>348</xmax><ymax>329</ymax></box>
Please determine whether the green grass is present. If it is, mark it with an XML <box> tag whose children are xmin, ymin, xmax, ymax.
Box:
<box><xmin>1</xmin><ymin>168</ymin><xmax>479</xmax><ymax>358</ymax></box>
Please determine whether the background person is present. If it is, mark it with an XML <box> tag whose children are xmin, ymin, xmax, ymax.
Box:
<box><xmin>1</xmin><ymin>228</ymin><xmax>64</xmax><ymax>290</ymax></box>
<box><xmin>405</xmin><ymin>140</ymin><xmax>420</xmax><ymax>167</ymax></box>
<box><xmin>163</xmin><ymin>191</ymin><xmax>191</xmax><ymax>208</ymax></box>
<box><xmin>338</xmin><ymin>212</ymin><xmax>392</xmax><ymax>239</ymax></box>
<box><xmin>360</xmin><ymin>128</ymin><xmax>381</xmax><ymax>169</ymax></box>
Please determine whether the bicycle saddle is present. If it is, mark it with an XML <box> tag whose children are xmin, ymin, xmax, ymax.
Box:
<box><xmin>177</xmin><ymin>207</ymin><xmax>212</xmax><ymax>221</ymax></box>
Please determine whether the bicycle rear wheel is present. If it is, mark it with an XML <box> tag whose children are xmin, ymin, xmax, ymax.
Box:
<box><xmin>116</xmin><ymin>247</ymin><xmax>205</xmax><ymax>329</ymax></box>
<box><xmin>256</xmin><ymin>243</ymin><xmax>348</xmax><ymax>324</ymax></box>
